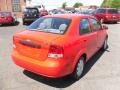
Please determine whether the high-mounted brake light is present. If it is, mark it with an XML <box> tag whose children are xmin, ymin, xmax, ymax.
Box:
<box><xmin>48</xmin><ymin>45</ymin><xmax>64</xmax><ymax>58</ymax></box>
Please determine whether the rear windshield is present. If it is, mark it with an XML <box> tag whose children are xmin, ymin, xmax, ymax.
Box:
<box><xmin>24</xmin><ymin>8</ymin><xmax>39</xmax><ymax>13</ymax></box>
<box><xmin>0</xmin><ymin>12</ymin><xmax>11</xmax><ymax>16</ymax></box>
<box><xmin>108</xmin><ymin>9</ymin><xmax>118</xmax><ymax>14</ymax></box>
<box><xmin>27</xmin><ymin>17</ymin><xmax>71</xmax><ymax>34</ymax></box>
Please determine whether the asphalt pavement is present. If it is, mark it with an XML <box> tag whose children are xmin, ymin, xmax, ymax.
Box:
<box><xmin>0</xmin><ymin>22</ymin><xmax>120</xmax><ymax>90</ymax></box>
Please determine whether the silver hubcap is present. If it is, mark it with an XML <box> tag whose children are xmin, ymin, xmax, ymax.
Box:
<box><xmin>76</xmin><ymin>59</ymin><xmax>84</xmax><ymax>77</ymax></box>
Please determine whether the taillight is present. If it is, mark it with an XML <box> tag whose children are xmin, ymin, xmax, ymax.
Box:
<box><xmin>105</xmin><ymin>15</ymin><xmax>109</xmax><ymax>18</ymax></box>
<box><xmin>48</xmin><ymin>45</ymin><xmax>64</xmax><ymax>58</ymax></box>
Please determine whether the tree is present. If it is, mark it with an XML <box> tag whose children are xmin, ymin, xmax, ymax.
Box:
<box><xmin>62</xmin><ymin>2</ymin><xmax>67</xmax><ymax>9</ymax></box>
<box><xmin>101</xmin><ymin>0</ymin><xmax>120</xmax><ymax>9</ymax></box>
<box><xmin>101</xmin><ymin>0</ymin><xmax>110</xmax><ymax>8</ymax></box>
<box><xmin>73</xmin><ymin>2</ymin><xmax>83</xmax><ymax>8</ymax></box>
<box><xmin>110</xmin><ymin>0</ymin><xmax>120</xmax><ymax>9</ymax></box>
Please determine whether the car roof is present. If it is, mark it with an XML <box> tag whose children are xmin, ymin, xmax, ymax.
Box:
<box><xmin>0</xmin><ymin>11</ymin><xmax>11</xmax><ymax>13</ymax></box>
<box><xmin>97</xmin><ymin>8</ymin><xmax>117</xmax><ymax>10</ymax></box>
<box><xmin>44</xmin><ymin>14</ymin><xmax>93</xmax><ymax>19</ymax></box>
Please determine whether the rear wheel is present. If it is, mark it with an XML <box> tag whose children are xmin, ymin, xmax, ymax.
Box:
<box><xmin>71</xmin><ymin>57</ymin><xmax>85</xmax><ymax>80</ymax></box>
<box><xmin>102</xmin><ymin>38</ymin><xmax>108</xmax><ymax>51</ymax></box>
<box><xmin>12</xmin><ymin>20</ymin><xmax>16</xmax><ymax>25</ymax></box>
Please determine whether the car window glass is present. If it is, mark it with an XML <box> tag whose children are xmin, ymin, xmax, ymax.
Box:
<box><xmin>80</xmin><ymin>19</ymin><xmax>92</xmax><ymax>35</ymax></box>
<box><xmin>108</xmin><ymin>9</ymin><xmax>118</xmax><ymax>14</ymax></box>
<box><xmin>24</xmin><ymin>8</ymin><xmax>39</xmax><ymax>13</ymax></box>
<box><xmin>0</xmin><ymin>12</ymin><xmax>11</xmax><ymax>16</ymax></box>
<box><xmin>27</xmin><ymin>17</ymin><xmax>71</xmax><ymax>34</ymax></box>
<box><xmin>90</xmin><ymin>18</ymin><xmax>101</xmax><ymax>31</ymax></box>
<box><xmin>96</xmin><ymin>9</ymin><xmax>106</xmax><ymax>13</ymax></box>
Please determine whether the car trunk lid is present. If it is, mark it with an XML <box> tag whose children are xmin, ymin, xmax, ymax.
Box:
<box><xmin>13</xmin><ymin>30</ymin><xmax>60</xmax><ymax>60</ymax></box>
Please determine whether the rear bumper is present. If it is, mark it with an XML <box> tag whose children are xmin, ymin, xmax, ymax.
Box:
<box><xmin>104</xmin><ymin>17</ymin><xmax>119</xmax><ymax>22</ymax></box>
<box><xmin>0</xmin><ymin>19</ymin><xmax>14</xmax><ymax>24</ymax></box>
<box><xmin>11</xmin><ymin>50</ymin><xmax>71</xmax><ymax>78</ymax></box>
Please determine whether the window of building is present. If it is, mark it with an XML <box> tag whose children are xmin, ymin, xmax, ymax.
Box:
<box><xmin>12</xmin><ymin>0</ymin><xmax>21</xmax><ymax>12</ymax></box>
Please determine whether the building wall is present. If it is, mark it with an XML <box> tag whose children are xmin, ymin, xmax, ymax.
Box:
<box><xmin>0</xmin><ymin>0</ymin><xmax>13</xmax><ymax>11</ymax></box>
<box><xmin>0</xmin><ymin>0</ymin><xmax>26</xmax><ymax>18</ymax></box>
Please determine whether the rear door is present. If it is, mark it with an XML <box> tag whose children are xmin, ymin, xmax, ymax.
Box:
<box><xmin>79</xmin><ymin>18</ymin><xmax>97</xmax><ymax>60</ymax></box>
<box><xmin>89</xmin><ymin>18</ymin><xmax>105</xmax><ymax>49</ymax></box>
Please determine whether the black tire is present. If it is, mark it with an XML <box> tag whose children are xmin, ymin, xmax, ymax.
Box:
<box><xmin>101</xmin><ymin>38</ymin><xmax>108</xmax><ymax>51</ymax></box>
<box><xmin>113</xmin><ymin>21</ymin><xmax>117</xmax><ymax>24</ymax></box>
<box><xmin>71</xmin><ymin>57</ymin><xmax>85</xmax><ymax>80</ymax></box>
<box><xmin>12</xmin><ymin>21</ymin><xmax>16</xmax><ymax>26</ymax></box>
<box><xmin>23</xmin><ymin>21</ymin><xmax>26</xmax><ymax>25</ymax></box>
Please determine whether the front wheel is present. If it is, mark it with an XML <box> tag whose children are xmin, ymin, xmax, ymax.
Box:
<box><xmin>71</xmin><ymin>57</ymin><xmax>85</xmax><ymax>80</ymax></box>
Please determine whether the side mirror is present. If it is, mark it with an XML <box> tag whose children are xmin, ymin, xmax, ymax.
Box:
<box><xmin>102</xmin><ymin>25</ymin><xmax>108</xmax><ymax>30</ymax></box>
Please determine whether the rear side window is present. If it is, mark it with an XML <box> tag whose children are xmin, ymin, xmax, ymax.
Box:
<box><xmin>80</xmin><ymin>19</ymin><xmax>92</xmax><ymax>35</ymax></box>
<box><xmin>90</xmin><ymin>18</ymin><xmax>101</xmax><ymax>31</ymax></box>
<box><xmin>119</xmin><ymin>10</ymin><xmax>120</xmax><ymax>14</ymax></box>
<box><xmin>108</xmin><ymin>9</ymin><xmax>118</xmax><ymax>14</ymax></box>
<box><xmin>96</xmin><ymin>9</ymin><xmax>106</xmax><ymax>14</ymax></box>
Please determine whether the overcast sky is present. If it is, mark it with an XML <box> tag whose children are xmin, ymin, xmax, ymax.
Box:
<box><xmin>29</xmin><ymin>0</ymin><xmax>104</xmax><ymax>9</ymax></box>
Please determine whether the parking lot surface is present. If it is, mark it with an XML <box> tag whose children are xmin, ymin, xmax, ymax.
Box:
<box><xmin>0</xmin><ymin>22</ymin><xmax>120</xmax><ymax>90</ymax></box>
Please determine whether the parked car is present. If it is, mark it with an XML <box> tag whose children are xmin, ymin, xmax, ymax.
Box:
<box><xmin>49</xmin><ymin>9</ymin><xmax>65</xmax><ymax>14</ymax></box>
<box><xmin>40</xmin><ymin>9</ymin><xmax>48</xmax><ymax>16</ymax></box>
<box><xmin>80</xmin><ymin>9</ymin><xmax>95</xmax><ymax>15</ymax></box>
<box><xmin>94</xmin><ymin>8</ymin><xmax>119</xmax><ymax>23</ymax></box>
<box><xmin>0</xmin><ymin>11</ymin><xmax>16</xmax><ymax>25</ymax></box>
<box><xmin>22</xmin><ymin>7</ymin><xmax>39</xmax><ymax>25</ymax></box>
<box><xmin>118</xmin><ymin>10</ymin><xmax>120</xmax><ymax>21</ymax></box>
<box><xmin>12</xmin><ymin>14</ymin><xmax>108</xmax><ymax>80</ymax></box>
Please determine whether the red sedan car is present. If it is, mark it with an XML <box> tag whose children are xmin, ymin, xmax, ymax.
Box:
<box><xmin>118</xmin><ymin>10</ymin><xmax>120</xmax><ymax>21</ymax></box>
<box><xmin>40</xmin><ymin>10</ymin><xmax>48</xmax><ymax>16</ymax></box>
<box><xmin>12</xmin><ymin>14</ymin><xmax>108</xmax><ymax>80</ymax></box>
<box><xmin>0</xmin><ymin>12</ymin><xmax>16</xmax><ymax>25</ymax></box>
<box><xmin>94</xmin><ymin>8</ymin><xmax>119</xmax><ymax>23</ymax></box>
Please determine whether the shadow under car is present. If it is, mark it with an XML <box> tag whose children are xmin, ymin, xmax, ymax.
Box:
<box><xmin>23</xmin><ymin>49</ymin><xmax>109</xmax><ymax>88</ymax></box>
